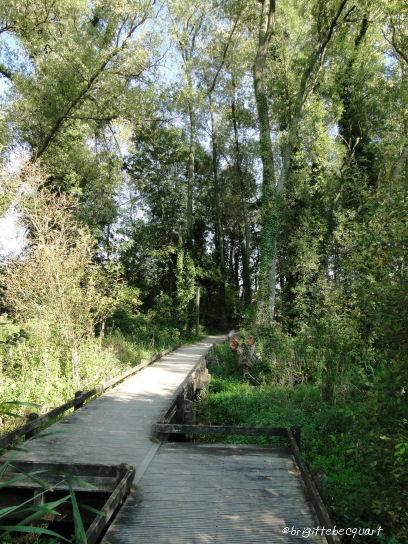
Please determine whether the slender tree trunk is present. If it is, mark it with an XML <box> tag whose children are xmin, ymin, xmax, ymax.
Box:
<box><xmin>229</xmin><ymin>238</ymin><xmax>234</xmax><ymax>278</ymax></box>
<box><xmin>209</xmin><ymin>93</ymin><xmax>227</xmax><ymax>329</ymax></box>
<box><xmin>234</xmin><ymin>246</ymin><xmax>240</xmax><ymax>292</ymax></box>
<box><xmin>187</xmin><ymin>101</ymin><xmax>196</xmax><ymax>246</ymax></box>
<box><xmin>231</xmin><ymin>81</ymin><xmax>252</xmax><ymax>307</ymax></box>
<box><xmin>176</xmin><ymin>231</ymin><xmax>185</xmax><ymax>326</ymax></box>
<box><xmin>253</xmin><ymin>0</ymin><xmax>277</xmax><ymax>325</ymax></box>
<box><xmin>391</xmin><ymin>143</ymin><xmax>408</xmax><ymax>185</ymax></box>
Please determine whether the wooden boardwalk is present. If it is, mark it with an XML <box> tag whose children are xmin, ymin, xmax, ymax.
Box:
<box><xmin>7</xmin><ymin>336</ymin><xmax>326</xmax><ymax>543</ymax></box>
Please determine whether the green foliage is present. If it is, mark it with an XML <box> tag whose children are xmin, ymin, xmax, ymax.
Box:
<box><xmin>0</xmin><ymin>1</ymin><xmax>407</xmax><ymax>541</ymax></box>
<box><xmin>107</xmin><ymin>304</ymin><xmax>189</xmax><ymax>350</ymax></box>
<box><xmin>199</xmin><ymin>343</ymin><xmax>408</xmax><ymax>543</ymax></box>
<box><xmin>0</xmin><ymin>318</ymin><xmax>120</xmax><ymax>430</ymax></box>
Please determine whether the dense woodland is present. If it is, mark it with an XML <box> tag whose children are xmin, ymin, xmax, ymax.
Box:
<box><xmin>0</xmin><ymin>0</ymin><xmax>407</xmax><ymax>542</ymax></box>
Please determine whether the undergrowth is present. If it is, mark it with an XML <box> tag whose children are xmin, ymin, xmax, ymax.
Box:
<box><xmin>198</xmin><ymin>342</ymin><xmax>407</xmax><ymax>544</ymax></box>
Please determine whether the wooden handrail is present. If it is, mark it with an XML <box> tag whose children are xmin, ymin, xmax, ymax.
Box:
<box><xmin>154</xmin><ymin>423</ymin><xmax>289</xmax><ymax>438</ymax></box>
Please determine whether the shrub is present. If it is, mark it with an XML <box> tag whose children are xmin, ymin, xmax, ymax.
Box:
<box><xmin>3</xmin><ymin>163</ymin><xmax>120</xmax><ymax>386</ymax></box>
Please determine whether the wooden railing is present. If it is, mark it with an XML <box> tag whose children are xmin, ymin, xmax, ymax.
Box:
<box><xmin>0</xmin><ymin>345</ymin><xmax>179</xmax><ymax>450</ymax></box>
<box><xmin>154</xmin><ymin>422</ymin><xmax>300</xmax><ymax>447</ymax></box>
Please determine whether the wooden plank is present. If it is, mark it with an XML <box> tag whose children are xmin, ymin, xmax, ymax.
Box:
<box><xmin>0</xmin><ymin>479</ymin><xmax>115</xmax><ymax>493</ymax></box>
<box><xmin>6</xmin><ymin>461</ymin><xmax>120</xmax><ymax>478</ymax></box>
<box><xmin>101</xmin><ymin>361</ymin><xmax>150</xmax><ymax>390</ymax></box>
<box><xmin>154</xmin><ymin>423</ymin><xmax>288</xmax><ymax>437</ymax></box>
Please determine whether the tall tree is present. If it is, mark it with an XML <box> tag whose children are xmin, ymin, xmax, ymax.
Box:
<box><xmin>252</xmin><ymin>0</ymin><xmax>277</xmax><ymax>324</ymax></box>
<box><xmin>253</xmin><ymin>0</ymin><xmax>349</xmax><ymax>324</ymax></box>
<box><xmin>231</xmin><ymin>74</ymin><xmax>252</xmax><ymax>307</ymax></box>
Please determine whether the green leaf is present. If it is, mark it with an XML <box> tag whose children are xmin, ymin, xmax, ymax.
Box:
<box><xmin>68</xmin><ymin>480</ymin><xmax>87</xmax><ymax>543</ymax></box>
<box><xmin>0</xmin><ymin>411</ymin><xmax>25</xmax><ymax>418</ymax></box>
<box><xmin>0</xmin><ymin>525</ymin><xmax>70</xmax><ymax>541</ymax></box>
<box><xmin>7</xmin><ymin>464</ymin><xmax>50</xmax><ymax>489</ymax></box>
<box><xmin>70</xmin><ymin>475</ymin><xmax>97</xmax><ymax>490</ymax></box>
<box><xmin>0</xmin><ymin>470</ymin><xmax>47</xmax><ymax>489</ymax></box>
<box><xmin>79</xmin><ymin>503</ymin><xmax>106</xmax><ymax>518</ymax></box>
<box><xmin>1</xmin><ymin>401</ymin><xmax>41</xmax><ymax>408</ymax></box>
<box><xmin>0</xmin><ymin>454</ymin><xmax>19</xmax><ymax>478</ymax></box>
<box><xmin>14</xmin><ymin>494</ymin><xmax>71</xmax><ymax>527</ymax></box>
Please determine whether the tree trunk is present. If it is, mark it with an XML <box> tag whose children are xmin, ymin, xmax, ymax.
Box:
<box><xmin>231</xmin><ymin>81</ymin><xmax>252</xmax><ymax>307</ymax></box>
<box><xmin>187</xmin><ymin>101</ymin><xmax>196</xmax><ymax>246</ymax></box>
<box><xmin>391</xmin><ymin>143</ymin><xmax>408</xmax><ymax>185</ymax></box>
<box><xmin>209</xmin><ymin>93</ymin><xmax>227</xmax><ymax>329</ymax></box>
<box><xmin>229</xmin><ymin>237</ymin><xmax>234</xmax><ymax>278</ymax></box>
<box><xmin>234</xmin><ymin>246</ymin><xmax>240</xmax><ymax>292</ymax></box>
<box><xmin>253</xmin><ymin>0</ymin><xmax>277</xmax><ymax>325</ymax></box>
<box><xmin>176</xmin><ymin>231</ymin><xmax>185</xmax><ymax>326</ymax></box>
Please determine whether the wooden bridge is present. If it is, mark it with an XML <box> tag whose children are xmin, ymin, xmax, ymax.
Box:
<box><xmin>2</xmin><ymin>336</ymin><xmax>334</xmax><ymax>543</ymax></box>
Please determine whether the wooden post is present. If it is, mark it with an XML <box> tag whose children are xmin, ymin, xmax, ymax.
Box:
<box><xmin>184</xmin><ymin>399</ymin><xmax>196</xmax><ymax>424</ymax></box>
<box><xmin>174</xmin><ymin>390</ymin><xmax>187</xmax><ymax>441</ymax></box>
<box><xmin>25</xmin><ymin>413</ymin><xmax>39</xmax><ymax>440</ymax></box>
<box><xmin>74</xmin><ymin>390</ymin><xmax>85</xmax><ymax>411</ymax></box>
<box><xmin>176</xmin><ymin>389</ymin><xmax>186</xmax><ymax>424</ymax></box>
<box><xmin>195</xmin><ymin>286</ymin><xmax>200</xmax><ymax>336</ymax></box>
<box><xmin>311</xmin><ymin>469</ymin><xmax>327</xmax><ymax>501</ymax></box>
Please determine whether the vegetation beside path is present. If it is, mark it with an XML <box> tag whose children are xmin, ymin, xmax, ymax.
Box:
<box><xmin>0</xmin><ymin>311</ymin><xmax>196</xmax><ymax>437</ymax></box>
<box><xmin>198</xmin><ymin>340</ymin><xmax>407</xmax><ymax>544</ymax></box>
